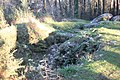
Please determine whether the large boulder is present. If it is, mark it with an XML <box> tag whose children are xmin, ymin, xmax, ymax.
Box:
<box><xmin>90</xmin><ymin>13</ymin><xmax>113</xmax><ymax>23</ymax></box>
<box><xmin>111</xmin><ymin>15</ymin><xmax>120</xmax><ymax>21</ymax></box>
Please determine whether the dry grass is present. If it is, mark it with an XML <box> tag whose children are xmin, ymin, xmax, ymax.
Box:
<box><xmin>14</xmin><ymin>10</ymin><xmax>35</xmax><ymax>24</ymax></box>
<box><xmin>0</xmin><ymin>25</ymin><xmax>17</xmax><ymax>52</ymax></box>
<box><xmin>0</xmin><ymin>26</ymin><xmax>23</xmax><ymax>80</ymax></box>
<box><xmin>26</xmin><ymin>18</ymin><xmax>55</xmax><ymax>41</ymax></box>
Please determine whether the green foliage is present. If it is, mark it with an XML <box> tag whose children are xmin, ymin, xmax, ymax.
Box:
<box><xmin>49</xmin><ymin>21</ymin><xmax>89</xmax><ymax>30</ymax></box>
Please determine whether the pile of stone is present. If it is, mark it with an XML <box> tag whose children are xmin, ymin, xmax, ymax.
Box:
<box><xmin>47</xmin><ymin>34</ymin><xmax>102</xmax><ymax>68</ymax></box>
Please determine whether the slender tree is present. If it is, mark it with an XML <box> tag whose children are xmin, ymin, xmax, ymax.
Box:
<box><xmin>54</xmin><ymin>0</ymin><xmax>58</xmax><ymax>18</ymax></box>
<box><xmin>88</xmin><ymin>0</ymin><xmax>92</xmax><ymax>19</ymax></box>
<box><xmin>74</xmin><ymin>0</ymin><xmax>78</xmax><ymax>18</ymax></box>
<box><xmin>59</xmin><ymin>0</ymin><xmax>63</xmax><ymax>17</ymax></box>
<box><xmin>78</xmin><ymin>0</ymin><xmax>84</xmax><ymax>18</ymax></box>
<box><xmin>69</xmin><ymin>0</ymin><xmax>72</xmax><ymax>17</ymax></box>
<box><xmin>113</xmin><ymin>0</ymin><xmax>116</xmax><ymax>15</ymax></box>
<box><xmin>116</xmin><ymin>0</ymin><xmax>119</xmax><ymax>15</ymax></box>
<box><xmin>43</xmin><ymin>0</ymin><xmax>47</xmax><ymax>13</ymax></box>
<box><xmin>64</xmin><ymin>0</ymin><xmax>68</xmax><ymax>17</ymax></box>
<box><xmin>98</xmin><ymin>0</ymin><xmax>101</xmax><ymax>15</ymax></box>
<box><xmin>102</xmin><ymin>0</ymin><xmax>105</xmax><ymax>13</ymax></box>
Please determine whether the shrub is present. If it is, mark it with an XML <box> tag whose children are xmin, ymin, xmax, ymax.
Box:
<box><xmin>0</xmin><ymin>26</ymin><xmax>23</xmax><ymax>80</ymax></box>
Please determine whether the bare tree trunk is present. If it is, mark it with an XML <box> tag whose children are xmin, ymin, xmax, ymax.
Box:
<box><xmin>113</xmin><ymin>0</ymin><xmax>116</xmax><ymax>15</ymax></box>
<box><xmin>43</xmin><ymin>0</ymin><xmax>47</xmax><ymax>13</ymax></box>
<box><xmin>64</xmin><ymin>0</ymin><xmax>68</xmax><ymax>18</ymax></box>
<box><xmin>69</xmin><ymin>0</ymin><xmax>72</xmax><ymax>18</ymax></box>
<box><xmin>102</xmin><ymin>0</ymin><xmax>105</xmax><ymax>13</ymax></box>
<box><xmin>59</xmin><ymin>0</ymin><xmax>63</xmax><ymax>17</ymax></box>
<box><xmin>74</xmin><ymin>0</ymin><xmax>78</xmax><ymax>18</ymax></box>
<box><xmin>83</xmin><ymin>0</ymin><xmax>86</xmax><ymax>18</ymax></box>
<box><xmin>116</xmin><ymin>0</ymin><xmax>119</xmax><ymax>15</ymax></box>
<box><xmin>98</xmin><ymin>0</ymin><xmax>101</xmax><ymax>15</ymax></box>
<box><xmin>53</xmin><ymin>0</ymin><xmax>58</xmax><ymax>19</ymax></box>
<box><xmin>88</xmin><ymin>0</ymin><xmax>92</xmax><ymax>19</ymax></box>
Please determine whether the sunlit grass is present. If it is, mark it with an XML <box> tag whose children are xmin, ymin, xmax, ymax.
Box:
<box><xmin>99</xmin><ymin>21</ymin><xmax>120</xmax><ymax>29</ymax></box>
<box><xmin>49</xmin><ymin>21</ymin><xmax>89</xmax><ymax>30</ymax></box>
<box><xmin>88</xmin><ymin>45</ymin><xmax>120</xmax><ymax>79</ymax></box>
<box><xmin>87</xmin><ymin>26</ymin><xmax>120</xmax><ymax>79</ymax></box>
<box><xmin>58</xmin><ymin>21</ymin><xmax>120</xmax><ymax>80</ymax></box>
<box><xmin>26</xmin><ymin>21</ymin><xmax>55</xmax><ymax>40</ymax></box>
<box><xmin>0</xmin><ymin>26</ymin><xmax>23</xmax><ymax>80</ymax></box>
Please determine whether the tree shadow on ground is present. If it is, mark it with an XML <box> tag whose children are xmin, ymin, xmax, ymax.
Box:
<box><xmin>99</xmin><ymin>50</ymin><xmax>120</xmax><ymax>68</ymax></box>
<box><xmin>14</xmin><ymin>23</ymin><xmax>48</xmax><ymax>63</ymax></box>
<box><xmin>13</xmin><ymin>23</ymin><xmax>119</xmax><ymax>80</ymax></box>
<box><xmin>14</xmin><ymin>23</ymin><xmax>30</xmax><ymax>61</ymax></box>
<box><xmin>60</xmin><ymin>65</ymin><xmax>111</xmax><ymax>80</ymax></box>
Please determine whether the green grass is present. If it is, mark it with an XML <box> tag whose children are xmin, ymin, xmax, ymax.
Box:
<box><xmin>58</xmin><ymin>21</ymin><xmax>120</xmax><ymax>80</ymax></box>
<box><xmin>48</xmin><ymin>21</ymin><xmax>89</xmax><ymax>30</ymax></box>
<box><xmin>99</xmin><ymin>21</ymin><xmax>120</xmax><ymax>29</ymax></box>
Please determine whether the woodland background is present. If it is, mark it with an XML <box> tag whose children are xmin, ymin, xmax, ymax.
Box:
<box><xmin>0</xmin><ymin>0</ymin><xmax>120</xmax><ymax>80</ymax></box>
<box><xmin>0</xmin><ymin>0</ymin><xmax>119</xmax><ymax>21</ymax></box>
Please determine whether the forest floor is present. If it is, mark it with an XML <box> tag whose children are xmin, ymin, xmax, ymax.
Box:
<box><xmin>58</xmin><ymin>21</ymin><xmax>120</xmax><ymax>80</ymax></box>
<box><xmin>0</xmin><ymin>19</ymin><xmax>120</xmax><ymax>80</ymax></box>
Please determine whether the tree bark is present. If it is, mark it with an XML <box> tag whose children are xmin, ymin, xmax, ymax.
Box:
<box><xmin>74</xmin><ymin>0</ymin><xmax>79</xmax><ymax>18</ymax></box>
<box><xmin>59</xmin><ymin>0</ymin><xmax>63</xmax><ymax>17</ymax></box>
<box><xmin>69</xmin><ymin>0</ymin><xmax>72</xmax><ymax>18</ymax></box>
<box><xmin>98</xmin><ymin>0</ymin><xmax>101</xmax><ymax>15</ymax></box>
<box><xmin>116</xmin><ymin>0</ymin><xmax>119</xmax><ymax>15</ymax></box>
<box><xmin>102</xmin><ymin>0</ymin><xmax>105</xmax><ymax>13</ymax></box>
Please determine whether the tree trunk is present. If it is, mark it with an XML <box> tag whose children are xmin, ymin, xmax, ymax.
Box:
<box><xmin>74</xmin><ymin>0</ymin><xmax>78</xmax><ymax>18</ymax></box>
<box><xmin>102</xmin><ymin>0</ymin><xmax>105</xmax><ymax>13</ymax></box>
<box><xmin>113</xmin><ymin>0</ymin><xmax>116</xmax><ymax>15</ymax></box>
<box><xmin>43</xmin><ymin>0</ymin><xmax>47</xmax><ymax>13</ymax></box>
<box><xmin>64</xmin><ymin>0</ymin><xmax>68</xmax><ymax>18</ymax></box>
<box><xmin>54</xmin><ymin>0</ymin><xmax>58</xmax><ymax>18</ymax></box>
<box><xmin>69</xmin><ymin>0</ymin><xmax>72</xmax><ymax>18</ymax></box>
<box><xmin>59</xmin><ymin>0</ymin><xmax>63</xmax><ymax>17</ymax></box>
<box><xmin>88</xmin><ymin>0</ymin><xmax>92</xmax><ymax>19</ymax></box>
<box><xmin>98</xmin><ymin>0</ymin><xmax>101</xmax><ymax>15</ymax></box>
<box><xmin>83</xmin><ymin>0</ymin><xmax>86</xmax><ymax>18</ymax></box>
<box><xmin>116</xmin><ymin>0</ymin><xmax>119</xmax><ymax>15</ymax></box>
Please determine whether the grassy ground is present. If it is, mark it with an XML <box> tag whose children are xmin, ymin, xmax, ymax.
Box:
<box><xmin>0</xmin><ymin>17</ymin><xmax>120</xmax><ymax>80</ymax></box>
<box><xmin>57</xmin><ymin>21</ymin><xmax>120</xmax><ymax>80</ymax></box>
